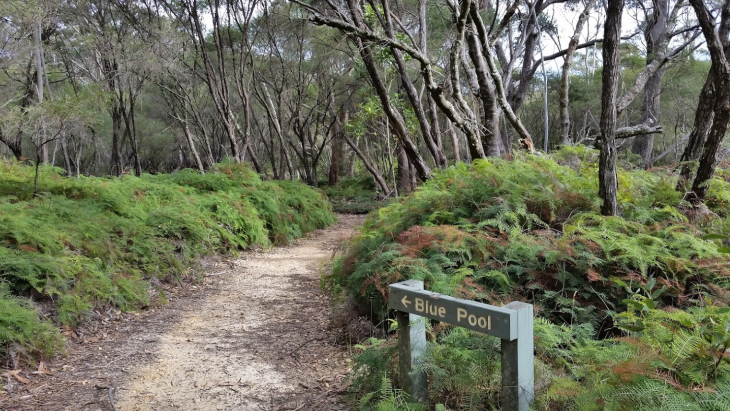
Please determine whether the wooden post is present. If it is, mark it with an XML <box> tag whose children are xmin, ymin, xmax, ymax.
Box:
<box><xmin>500</xmin><ymin>302</ymin><xmax>534</xmax><ymax>411</ymax></box>
<box><xmin>389</xmin><ymin>281</ymin><xmax>534</xmax><ymax>410</ymax></box>
<box><xmin>396</xmin><ymin>280</ymin><xmax>428</xmax><ymax>404</ymax></box>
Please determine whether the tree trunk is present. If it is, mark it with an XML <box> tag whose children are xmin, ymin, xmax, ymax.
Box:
<box><xmin>345</xmin><ymin>0</ymin><xmax>431</xmax><ymax>181</ymax></box>
<box><xmin>328</xmin><ymin>109</ymin><xmax>346</xmax><ymax>186</ymax></box>
<box><xmin>509</xmin><ymin>1</ymin><xmax>541</xmax><ymax>113</ymax></box>
<box><xmin>260</xmin><ymin>82</ymin><xmax>295</xmax><ymax>179</ymax></box>
<box><xmin>632</xmin><ymin>0</ymin><xmax>669</xmax><ymax>167</ymax></box>
<box><xmin>683</xmin><ymin>0</ymin><xmax>730</xmax><ymax>202</ymax></box>
<box><xmin>468</xmin><ymin>3</ymin><xmax>536</xmax><ymax>153</ymax></box>
<box><xmin>396</xmin><ymin>144</ymin><xmax>413</xmax><ymax>195</ymax></box>
<box><xmin>465</xmin><ymin>28</ymin><xmax>501</xmax><ymax>156</ymax></box>
<box><xmin>598</xmin><ymin>0</ymin><xmax>624</xmax><ymax>216</ymax></box>
<box><xmin>677</xmin><ymin>70</ymin><xmax>717</xmax><ymax>190</ymax></box>
<box><xmin>342</xmin><ymin>132</ymin><xmax>391</xmax><ymax>195</ymax></box>
<box><xmin>110</xmin><ymin>103</ymin><xmax>124</xmax><ymax>176</ymax></box>
<box><xmin>446</xmin><ymin>118</ymin><xmax>461</xmax><ymax>162</ymax></box>
<box><xmin>183</xmin><ymin>116</ymin><xmax>205</xmax><ymax>174</ymax></box>
<box><xmin>560</xmin><ymin>0</ymin><xmax>596</xmax><ymax>146</ymax></box>
<box><xmin>380</xmin><ymin>0</ymin><xmax>447</xmax><ymax>168</ymax></box>
<box><xmin>122</xmin><ymin>85</ymin><xmax>143</xmax><ymax>177</ymax></box>
<box><xmin>33</xmin><ymin>22</ymin><xmax>49</xmax><ymax>165</ymax></box>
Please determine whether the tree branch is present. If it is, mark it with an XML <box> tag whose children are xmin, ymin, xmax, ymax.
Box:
<box><xmin>538</xmin><ymin>31</ymin><xmax>640</xmax><ymax>66</ymax></box>
<box><xmin>651</xmin><ymin>132</ymin><xmax>690</xmax><ymax>164</ymax></box>
<box><xmin>615</xmin><ymin>123</ymin><xmax>663</xmax><ymax>139</ymax></box>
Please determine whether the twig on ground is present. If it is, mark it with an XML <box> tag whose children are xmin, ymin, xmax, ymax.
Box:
<box><xmin>108</xmin><ymin>386</ymin><xmax>117</xmax><ymax>411</ymax></box>
<box><xmin>205</xmin><ymin>270</ymin><xmax>230</xmax><ymax>277</ymax></box>
<box><xmin>289</xmin><ymin>337</ymin><xmax>325</xmax><ymax>358</ymax></box>
<box><xmin>95</xmin><ymin>385</ymin><xmax>117</xmax><ymax>411</ymax></box>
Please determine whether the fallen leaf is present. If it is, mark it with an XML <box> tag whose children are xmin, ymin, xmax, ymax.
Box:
<box><xmin>2</xmin><ymin>370</ymin><xmax>30</xmax><ymax>384</ymax></box>
<box><xmin>32</xmin><ymin>362</ymin><xmax>53</xmax><ymax>376</ymax></box>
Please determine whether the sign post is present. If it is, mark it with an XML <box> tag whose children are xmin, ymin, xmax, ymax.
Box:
<box><xmin>389</xmin><ymin>280</ymin><xmax>534</xmax><ymax>411</ymax></box>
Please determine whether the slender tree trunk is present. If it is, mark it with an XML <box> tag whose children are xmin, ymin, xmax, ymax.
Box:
<box><xmin>446</xmin><ymin>118</ymin><xmax>461</xmax><ymax>163</ymax></box>
<box><xmin>599</xmin><ymin>0</ymin><xmax>624</xmax><ymax>216</ymax></box>
<box><xmin>110</xmin><ymin>104</ymin><xmax>124</xmax><ymax>176</ymax></box>
<box><xmin>260</xmin><ymin>82</ymin><xmax>295</xmax><ymax>178</ymax></box>
<box><xmin>468</xmin><ymin>3</ymin><xmax>536</xmax><ymax>153</ymax></box>
<box><xmin>683</xmin><ymin>0</ymin><xmax>730</xmax><ymax>202</ymax></box>
<box><xmin>345</xmin><ymin>0</ymin><xmax>431</xmax><ymax>181</ymax></box>
<box><xmin>465</xmin><ymin>31</ymin><xmax>501</xmax><ymax>157</ymax></box>
<box><xmin>328</xmin><ymin>109</ymin><xmax>346</xmax><ymax>186</ymax></box>
<box><xmin>632</xmin><ymin>0</ymin><xmax>669</xmax><ymax>167</ymax></box>
<box><xmin>342</xmin><ymin>132</ymin><xmax>391</xmax><ymax>194</ymax></box>
<box><xmin>34</xmin><ymin>23</ymin><xmax>48</xmax><ymax>165</ymax></box>
<box><xmin>560</xmin><ymin>0</ymin><xmax>596</xmax><ymax>145</ymax></box>
<box><xmin>447</xmin><ymin>0</ymin><xmax>484</xmax><ymax>160</ymax></box>
<box><xmin>61</xmin><ymin>137</ymin><xmax>73</xmax><ymax>177</ymax></box>
<box><xmin>396</xmin><ymin>144</ymin><xmax>413</xmax><ymax>194</ymax></box>
<box><xmin>122</xmin><ymin>86</ymin><xmax>143</xmax><ymax>177</ymax></box>
<box><xmin>380</xmin><ymin>0</ymin><xmax>447</xmax><ymax>168</ymax></box>
<box><xmin>183</xmin><ymin>115</ymin><xmax>205</xmax><ymax>174</ymax></box>
<box><xmin>678</xmin><ymin>70</ymin><xmax>716</xmax><ymax>187</ymax></box>
<box><xmin>509</xmin><ymin>1</ymin><xmax>541</xmax><ymax>113</ymax></box>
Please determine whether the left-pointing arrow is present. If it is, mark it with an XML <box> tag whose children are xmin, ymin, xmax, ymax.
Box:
<box><xmin>401</xmin><ymin>295</ymin><xmax>411</xmax><ymax>308</ymax></box>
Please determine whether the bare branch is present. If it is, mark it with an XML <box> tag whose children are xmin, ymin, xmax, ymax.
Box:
<box><xmin>615</xmin><ymin>124</ymin><xmax>663</xmax><ymax>139</ymax></box>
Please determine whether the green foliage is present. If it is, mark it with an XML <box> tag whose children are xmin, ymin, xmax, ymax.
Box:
<box><xmin>331</xmin><ymin>149</ymin><xmax>730</xmax><ymax>328</ymax></box>
<box><xmin>0</xmin><ymin>284</ymin><xmax>63</xmax><ymax>360</ymax></box>
<box><xmin>332</xmin><ymin>149</ymin><xmax>730</xmax><ymax>410</ymax></box>
<box><xmin>0</xmin><ymin>160</ymin><xmax>334</xmax><ymax>361</ymax></box>
<box><xmin>321</xmin><ymin>177</ymin><xmax>392</xmax><ymax>214</ymax></box>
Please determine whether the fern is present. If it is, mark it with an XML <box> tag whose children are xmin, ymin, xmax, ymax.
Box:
<box><xmin>0</xmin><ymin>159</ymin><xmax>334</xmax><ymax>361</ymax></box>
<box><xmin>333</xmin><ymin>149</ymin><xmax>730</xmax><ymax>410</ymax></box>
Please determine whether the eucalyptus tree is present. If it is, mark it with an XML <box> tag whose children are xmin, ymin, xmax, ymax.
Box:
<box><xmin>559</xmin><ymin>0</ymin><xmax>597</xmax><ymax>146</ymax></box>
<box><xmin>48</xmin><ymin>0</ymin><xmax>167</xmax><ymax>176</ymax></box>
<box><xmin>625</xmin><ymin>0</ymin><xmax>702</xmax><ymax>167</ymax></box>
<box><xmin>294</xmin><ymin>0</ymin><xmax>547</xmax><ymax>179</ymax></box>
<box><xmin>677</xmin><ymin>0</ymin><xmax>730</xmax><ymax>203</ymax></box>
<box><xmin>252</xmin><ymin>0</ymin><xmax>407</xmax><ymax>188</ymax></box>
<box><xmin>0</xmin><ymin>0</ymin><xmax>58</xmax><ymax>162</ymax></box>
<box><xmin>159</xmin><ymin>0</ymin><xmax>264</xmax><ymax>174</ymax></box>
<box><xmin>599</xmin><ymin>0</ymin><xmax>624</xmax><ymax>216</ymax></box>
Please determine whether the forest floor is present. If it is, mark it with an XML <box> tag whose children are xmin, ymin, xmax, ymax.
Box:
<box><xmin>0</xmin><ymin>214</ymin><xmax>366</xmax><ymax>411</ymax></box>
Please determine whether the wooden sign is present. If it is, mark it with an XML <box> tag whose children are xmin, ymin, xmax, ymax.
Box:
<box><xmin>389</xmin><ymin>280</ymin><xmax>534</xmax><ymax>411</ymax></box>
<box><xmin>389</xmin><ymin>281</ymin><xmax>517</xmax><ymax>340</ymax></box>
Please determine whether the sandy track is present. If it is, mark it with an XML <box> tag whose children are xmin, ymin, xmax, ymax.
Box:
<box><xmin>0</xmin><ymin>214</ymin><xmax>365</xmax><ymax>411</ymax></box>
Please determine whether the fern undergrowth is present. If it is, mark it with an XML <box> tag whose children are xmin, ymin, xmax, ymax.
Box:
<box><xmin>0</xmin><ymin>160</ymin><xmax>334</xmax><ymax>362</ymax></box>
<box><xmin>330</xmin><ymin>147</ymin><xmax>730</xmax><ymax>410</ymax></box>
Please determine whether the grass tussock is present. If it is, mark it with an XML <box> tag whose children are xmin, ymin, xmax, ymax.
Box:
<box><xmin>0</xmin><ymin>160</ymin><xmax>334</xmax><ymax>362</ymax></box>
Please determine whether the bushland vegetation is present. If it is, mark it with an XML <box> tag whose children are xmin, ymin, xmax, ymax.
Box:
<box><xmin>3</xmin><ymin>0</ymin><xmax>730</xmax><ymax>407</ymax></box>
<box><xmin>0</xmin><ymin>160</ymin><xmax>334</xmax><ymax>364</ymax></box>
<box><xmin>326</xmin><ymin>147</ymin><xmax>730</xmax><ymax>410</ymax></box>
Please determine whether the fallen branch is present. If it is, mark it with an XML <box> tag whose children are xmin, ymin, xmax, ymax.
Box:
<box><xmin>588</xmin><ymin>123</ymin><xmax>664</xmax><ymax>142</ymax></box>
<box><xmin>615</xmin><ymin>124</ymin><xmax>663</xmax><ymax>139</ymax></box>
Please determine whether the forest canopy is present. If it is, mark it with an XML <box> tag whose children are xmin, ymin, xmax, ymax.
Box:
<box><xmin>0</xmin><ymin>0</ymin><xmax>727</xmax><ymax>207</ymax></box>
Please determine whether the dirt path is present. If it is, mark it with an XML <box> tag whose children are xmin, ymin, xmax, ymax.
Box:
<box><xmin>0</xmin><ymin>214</ymin><xmax>365</xmax><ymax>411</ymax></box>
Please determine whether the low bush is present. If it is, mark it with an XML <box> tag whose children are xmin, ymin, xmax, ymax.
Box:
<box><xmin>0</xmin><ymin>160</ymin><xmax>334</xmax><ymax>361</ymax></box>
